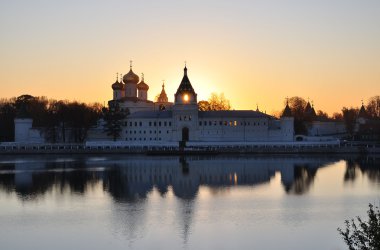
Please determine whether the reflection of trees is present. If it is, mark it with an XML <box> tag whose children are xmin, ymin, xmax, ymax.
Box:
<box><xmin>0</xmin><ymin>160</ymin><xmax>100</xmax><ymax>200</ymax></box>
<box><xmin>356</xmin><ymin>157</ymin><xmax>380</xmax><ymax>183</ymax></box>
<box><xmin>343</xmin><ymin>157</ymin><xmax>380</xmax><ymax>184</ymax></box>
<box><xmin>344</xmin><ymin>160</ymin><xmax>358</xmax><ymax>182</ymax></box>
<box><xmin>0</xmin><ymin>163</ymin><xmax>16</xmax><ymax>193</ymax></box>
<box><xmin>284</xmin><ymin>165</ymin><xmax>317</xmax><ymax>195</ymax></box>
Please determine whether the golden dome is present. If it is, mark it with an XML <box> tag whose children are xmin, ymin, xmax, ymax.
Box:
<box><xmin>137</xmin><ymin>82</ymin><xmax>149</xmax><ymax>90</ymax></box>
<box><xmin>123</xmin><ymin>69</ymin><xmax>139</xmax><ymax>84</ymax></box>
<box><xmin>111</xmin><ymin>80</ymin><xmax>123</xmax><ymax>90</ymax></box>
<box><xmin>137</xmin><ymin>73</ymin><xmax>149</xmax><ymax>90</ymax></box>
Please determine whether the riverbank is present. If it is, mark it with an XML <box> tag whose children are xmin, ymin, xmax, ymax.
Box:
<box><xmin>0</xmin><ymin>142</ymin><xmax>379</xmax><ymax>155</ymax></box>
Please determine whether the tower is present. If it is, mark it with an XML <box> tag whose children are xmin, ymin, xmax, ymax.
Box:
<box><xmin>174</xmin><ymin>65</ymin><xmax>197</xmax><ymax>106</ymax></box>
<box><xmin>157</xmin><ymin>81</ymin><xmax>168</xmax><ymax>103</ymax></box>
<box><xmin>173</xmin><ymin>65</ymin><xmax>199</xmax><ymax>142</ymax></box>
<box><xmin>14</xmin><ymin>103</ymin><xmax>33</xmax><ymax>142</ymax></box>
<box><xmin>137</xmin><ymin>73</ymin><xmax>149</xmax><ymax>101</ymax></box>
<box><xmin>111</xmin><ymin>73</ymin><xmax>124</xmax><ymax>100</ymax></box>
<box><xmin>280</xmin><ymin>98</ymin><xmax>294</xmax><ymax>141</ymax></box>
<box><xmin>357</xmin><ymin>100</ymin><xmax>368</xmax><ymax>125</ymax></box>
<box><xmin>123</xmin><ymin>61</ymin><xmax>139</xmax><ymax>98</ymax></box>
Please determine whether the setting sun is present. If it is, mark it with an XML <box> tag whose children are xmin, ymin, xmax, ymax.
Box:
<box><xmin>183</xmin><ymin>94</ymin><xmax>189</xmax><ymax>102</ymax></box>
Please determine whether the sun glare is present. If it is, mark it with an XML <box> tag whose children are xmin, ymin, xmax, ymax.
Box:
<box><xmin>183</xmin><ymin>94</ymin><xmax>189</xmax><ymax>102</ymax></box>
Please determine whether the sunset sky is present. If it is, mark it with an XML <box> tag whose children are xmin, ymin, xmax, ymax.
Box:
<box><xmin>0</xmin><ymin>0</ymin><xmax>379</xmax><ymax>115</ymax></box>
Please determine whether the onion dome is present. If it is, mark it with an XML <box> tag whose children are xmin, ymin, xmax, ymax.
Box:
<box><xmin>157</xmin><ymin>81</ymin><xmax>168</xmax><ymax>102</ymax></box>
<box><xmin>281</xmin><ymin>99</ymin><xmax>292</xmax><ymax>117</ymax></box>
<box><xmin>123</xmin><ymin>61</ymin><xmax>139</xmax><ymax>84</ymax></box>
<box><xmin>175</xmin><ymin>66</ymin><xmax>196</xmax><ymax>95</ymax></box>
<box><xmin>137</xmin><ymin>73</ymin><xmax>149</xmax><ymax>90</ymax></box>
<box><xmin>111</xmin><ymin>73</ymin><xmax>124</xmax><ymax>90</ymax></box>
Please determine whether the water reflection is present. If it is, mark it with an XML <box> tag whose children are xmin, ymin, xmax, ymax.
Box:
<box><xmin>0</xmin><ymin>155</ymin><xmax>379</xmax><ymax>249</ymax></box>
<box><xmin>0</xmin><ymin>155</ymin><xmax>378</xmax><ymax>201</ymax></box>
<box><xmin>344</xmin><ymin>157</ymin><xmax>380</xmax><ymax>183</ymax></box>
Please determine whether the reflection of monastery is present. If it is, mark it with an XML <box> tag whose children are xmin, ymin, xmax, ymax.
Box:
<box><xmin>2</xmin><ymin>156</ymin><xmax>378</xmax><ymax>242</ymax></box>
<box><xmin>0</xmin><ymin>156</ymin><xmax>342</xmax><ymax>199</ymax></box>
<box><xmin>93</xmin><ymin>64</ymin><xmax>294</xmax><ymax>143</ymax></box>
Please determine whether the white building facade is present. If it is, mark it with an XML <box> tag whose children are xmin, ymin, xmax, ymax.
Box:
<box><xmin>108</xmin><ymin>65</ymin><xmax>294</xmax><ymax>144</ymax></box>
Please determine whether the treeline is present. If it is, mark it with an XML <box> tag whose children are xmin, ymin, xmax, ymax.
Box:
<box><xmin>285</xmin><ymin>96</ymin><xmax>380</xmax><ymax>136</ymax></box>
<box><xmin>0</xmin><ymin>95</ymin><xmax>103</xmax><ymax>142</ymax></box>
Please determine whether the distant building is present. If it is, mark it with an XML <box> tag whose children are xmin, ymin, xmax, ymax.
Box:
<box><xmin>100</xmin><ymin>64</ymin><xmax>295</xmax><ymax>143</ymax></box>
<box><xmin>304</xmin><ymin>100</ymin><xmax>346</xmax><ymax>139</ymax></box>
<box><xmin>355</xmin><ymin>102</ymin><xmax>380</xmax><ymax>141</ymax></box>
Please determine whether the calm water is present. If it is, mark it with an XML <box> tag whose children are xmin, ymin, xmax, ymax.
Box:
<box><xmin>0</xmin><ymin>155</ymin><xmax>379</xmax><ymax>250</ymax></box>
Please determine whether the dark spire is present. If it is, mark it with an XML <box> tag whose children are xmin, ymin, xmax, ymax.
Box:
<box><xmin>281</xmin><ymin>97</ymin><xmax>292</xmax><ymax>117</ymax></box>
<box><xmin>310</xmin><ymin>100</ymin><xmax>316</xmax><ymax>117</ymax></box>
<box><xmin>304</xmin><ymin>99</ymin><xmax>316</xmax><ymax>120</ymax></box>
<box><xmin>358</xmin><ymin>100</ymin><xmax>368</xmax><ymax>118</ymax></box>
<box><xmin>175</xmin><ymin>65</ymin><xmax>195</xmax><ymax>96</ymax></box>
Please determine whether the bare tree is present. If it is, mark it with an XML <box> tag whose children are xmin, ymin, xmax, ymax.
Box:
<box><xmin>366</xmin><ymin>96</ymin><xmax>380</xmax><ymax>118</ymax></box>
<box><xmin>198</xmin><ymin>93</ymin><xmax>231</xmax><ymax>111</ymax></box>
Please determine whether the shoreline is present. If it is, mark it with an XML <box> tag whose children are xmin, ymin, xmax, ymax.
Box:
<box><xmin>1</xmin><ymin>143</ymin><xmax>379</xmax><ymax>155</ymax></box>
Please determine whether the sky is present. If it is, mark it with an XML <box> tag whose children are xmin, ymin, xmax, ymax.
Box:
<box><xmin>0</xmin><ymin>0</ymin><xmax>379</xmax><ymax>115</ymax></box>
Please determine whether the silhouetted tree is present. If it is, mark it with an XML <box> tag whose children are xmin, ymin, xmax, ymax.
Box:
<box><xmin>198</xmin><ymin>100</ymin><xmax>211</xmax><ymax>111</ymax></box>
<box><xmin>342</xmin><ymin>107</ymin><xmax>359</xmax><ymax>139</ymax></box>
<box><xmin>316</xmin><ymin>110</ymin><xmax>329</xmax><ymax>121</ymax></box>
<box><xmin>338</xmin><ymin>203</ymin><xmax>380</xmax><ymax>250</ymax></box>
<box><xmin>0</xmin><ymin>99</ymin><xmax>17</xmax><ymax>141</ymax></box>
<box><xmin>366</xmin><ymin>96</ymin><xmax>380</xmax><ymax>118</ymax></box>
<box><xmin>103</xmin><ymin>103</ymin><xmax>127</xmax><ymax>141</ymax></box>
<box><xmin>198</xmin><ymin>93</ymin><xmax>231</xmax><ymax>111</ymax></box>
<box><xmin>288</xmin><ymin>96</ymin><xmax>307</xmax><ymax>134</ymax></box>
<box><xmin>208</xmin><ymin>93</ymin><xmax>231</xmax><ymax>111</ymax></box>
<box><xmin>66</xmin><ymin>102</ymin><xmax>102</xmax><ymax>142</ymax></box>
<box><xmin>0</xmin><ymin>95</ymin><xmax>102</xmax><ymax>142</ymax></box>
<box><xmin>332</xmin><ymin>112</ymin><xmax>344</xmax><ymax>121</ymax></box>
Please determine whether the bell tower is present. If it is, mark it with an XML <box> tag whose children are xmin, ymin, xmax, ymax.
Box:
<box><xmin>173</xmin><ymin>65</ymin><xmax>199</xmax><ymax>142</ymax></box>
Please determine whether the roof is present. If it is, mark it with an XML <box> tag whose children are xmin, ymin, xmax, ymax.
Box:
<box><xmin>199</xmin><ymin>110</ymin><xmax>272</xmax><ymax>119</ymax></box>
<box><xmin>118</xmin><ymin>96</ymin><xmax>154</xmax><ymax>104</ymax></box>
<box><xmin>128</xmin><ymin>110</ymin><xmax>173</xmax><ymax>119</ymax></box>
<box><xmin>128</xmin><ymin>110</ymin><xmax>272</xmax><ymax>119</ymax></box>
<box><xmin>281</xmin><ymin>104</ymin><xmax>292</xmax><ymax>117</ymax></box>
<box><xmin>175</xmin><ymin>67</ymin><xmax>196</xmax><ymax>96</ymax></box>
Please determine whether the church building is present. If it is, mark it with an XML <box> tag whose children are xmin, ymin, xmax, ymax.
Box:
<box><xmin>107</xmin><ymin>63</ymin><xmax>294</xmax><ymax>144</ymax></box>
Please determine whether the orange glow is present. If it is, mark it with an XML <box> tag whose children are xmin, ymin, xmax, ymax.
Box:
<box><xmin>183</xmin><ymin>94</ymin><xmax>189</xmax><ymax>102</ymax></box>
<box><xmin>0</xmin><ymin>2</ymin><xmax>379</xmax><ymax>115</ymax></box>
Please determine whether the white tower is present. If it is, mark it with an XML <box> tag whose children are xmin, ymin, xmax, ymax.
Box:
<box><xmin>14</xmin><ymin>105</ymin><xmax>33</xmax><ymax>142</ymax></box>
<box><xmin>280</xmin><ymin>99</ymin><xmax>294</xmax><ymax>141</ymax></box>
<box><xmin>173</xmin><ymin>65</ymin><xmax>199</xmax><ymax>142</ymax></box>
